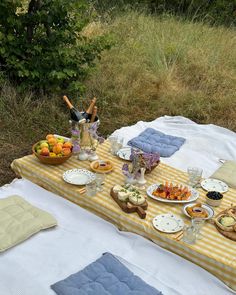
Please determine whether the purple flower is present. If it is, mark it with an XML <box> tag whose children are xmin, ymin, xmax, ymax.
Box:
<box><xmin>122</xmin><ymin>163</ymin><xmax>132</xmax><ymax>177</ymax></box>
<box><xmin>129</xmin><ymin>148</ymin><xmax>160</xmax><ymax>171</ymax></box>
<box><xmin>88</xmin><ymin>122</ymin><xmax>104</xmax><ymax>144</ymax></box>
<box><xmin>72</xmin><ymin>144</ymin><xmax>80</xmax><ymax>153</ymax></box>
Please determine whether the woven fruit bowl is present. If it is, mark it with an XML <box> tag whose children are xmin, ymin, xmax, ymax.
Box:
<box><xmin>32</xmin><ymin>135</ymin><xmax>73</xmax><ymax>165</ymax></box>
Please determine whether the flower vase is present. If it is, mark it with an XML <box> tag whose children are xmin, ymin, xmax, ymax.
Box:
<box><xmin>78</xmin><ymin>149</ymin><xmax>89</xmax><ymax>161</ymax></box>
<box><xmin>137</xmin><ymin>168</ymin><xmax>147</xmax><ymax>186</ymax></box>
<box><xmin>124</xmin><ymin>175</ymin><xmax>137</xmax><ymax>185</ymax></box>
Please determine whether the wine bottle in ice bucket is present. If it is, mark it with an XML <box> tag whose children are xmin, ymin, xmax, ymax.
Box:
<box><xmin>63</xmin><ymin>95</ymin><xmax>86</xmax><ymax>124</ymax></box>
<box><xmin>82</xmin><ymin>97</ymin><xmax>97</xmax><ymax>121</ymax></box>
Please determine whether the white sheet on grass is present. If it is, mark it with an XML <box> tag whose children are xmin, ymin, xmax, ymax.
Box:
<box><xmin>0</xmin><ymin>179</ymin><xmax>234</xmax><ymax>295</ymax></box>
<box><xmin>1</xmin><ymin>116</ymin><xmax>236</xmax><ymax>295</ymax></box>
<box><xmin>111</xmin><ymin>116</ymin><xmax>236</xmax><ymax>178</ymax></box>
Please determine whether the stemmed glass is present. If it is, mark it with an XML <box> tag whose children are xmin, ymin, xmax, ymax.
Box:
<box><xmin>192</xmin><ymin>218</ymin><xmax>205</xmax><ymax>240</ymax></box>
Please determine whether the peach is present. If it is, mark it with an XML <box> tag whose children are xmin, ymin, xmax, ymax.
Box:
<box><xmin>46</xmin><ymin>134</ymin><xmax>55</xmax><ymax>141</ymax></box>
<box><xmin>48</xmin><ymin>137</ymin><xmax>57</xmax><ymax>146</ymax></box>
<box><xmin>40</xmin><ymin>147</ymin><xmax>49</xmax><ymax>156</ymax></box>
<box><xmin>63</xmin><ymin>141</ymin><xmax>72</xmax><ymax>149</ymax></box>
<box><xmin>53</xmin><ymin>144</ymin><xmax>63</xmax><ymax>155</ymax></box>
<box><xmin>62</xmin><ymin>148</ymin><xmax>71</xmax><ymax>156</ymax></box>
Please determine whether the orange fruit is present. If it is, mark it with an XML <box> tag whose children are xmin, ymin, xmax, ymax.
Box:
<box><xmin>48</xmin><ymin>137</ymin><xmax>57</xmax><ymax>146</ymax></box>
<box><xmin>53</xmin><ymin>144</ymin><xmax>63</xmax><ymax>155</ymax></box>
<box><xmin>62</xmin><ymin>148</ymin><xmax>71</xmax><ymax>156</ymax></box>
<box><xmin>46</xmin><ymin>134</ymin><xmax>55</xmax><ymax>141</ymax></box>
<box><xmin>63</xmin><ymin>142</ymin><xmax>72</xmax><ymax>149</ymax></box>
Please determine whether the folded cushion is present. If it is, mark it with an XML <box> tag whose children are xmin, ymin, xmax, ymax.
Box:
<box><xmin>211</xmin><ymin>160</ymin><xmax>236</xmax><ymax>188</ymax></box>
<box><xmin>0</xmin><ymin>195</ymin><xmax>57</xmax><ymax>252</ymax></box>
<box><xmin>51</xmin><ymin>252</ymin><xmax>162</xmax><ymax>295</ymax></box>
<box><xmin>128</xmin><ymin>128</ymin><xmax>185</xmax><ymax>157</ymax></box>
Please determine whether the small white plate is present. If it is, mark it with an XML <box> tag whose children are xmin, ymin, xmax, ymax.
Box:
<box><xmin>116</xmin><ymin>147</ymin><xmax>132</xmax><ymax>161</ymax></box>
<box><xmin>153</xmin><ymin>213</ymin><xmax>184</xmax><ymax>233</ymax></box>
<box><xmin>63</xmin><ymin>169</ymin><xmax>95</xmax><ymax>185</ymax></box>
<box><xmin>183</xmin><ymin>203</ymin><xmax>214</xmax><ymax>220</ymax></box>
<box><xmin>147</xmin><ymin>183</ymin><xmax>199</xmax><ymax>203</ymax></box>
<box><xmin>201</xmin><ymin>178</ymin><xmax>228</xmax><ymax>193</ymax></box>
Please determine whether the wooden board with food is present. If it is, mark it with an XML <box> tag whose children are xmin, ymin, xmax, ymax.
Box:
<box><xmin>110</xmin><ymin>185</ymin><xmax>148</xmax><ymax>219</ymax></box>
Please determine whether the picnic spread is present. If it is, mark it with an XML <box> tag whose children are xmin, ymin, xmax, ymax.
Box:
<box><xmin>11</xmin><ymin>138</ymin><xmax>236</xmax><ymax>291</ymax></box>
<box><xmin>2</xmin><ymin>98</ymin><xmax>236</xmax><ymax>294</ymax></box>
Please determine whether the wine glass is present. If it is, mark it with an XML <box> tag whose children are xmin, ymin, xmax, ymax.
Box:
<box><xmin>192</xmin><ymin>218</ymin><xmax>205</xmax><ymax>240</ymax></box>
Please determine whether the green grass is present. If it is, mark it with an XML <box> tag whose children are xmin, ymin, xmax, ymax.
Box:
<box><xmin>85</xmin><ymin>12</ymin><xmax>236</xmax><ymax>131</ymax></box>
<box><xmin>1</xmin><ymin>11</ymin><xmax>236</xmax><ymax>185</ymax></box>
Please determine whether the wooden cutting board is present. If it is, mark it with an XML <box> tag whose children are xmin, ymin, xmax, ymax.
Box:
<box><xmin>110</xmin><ymin>188</ymin><xmax>148</xmax><ymax>219</ymax></box>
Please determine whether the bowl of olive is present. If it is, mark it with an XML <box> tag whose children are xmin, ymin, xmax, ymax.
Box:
<box><xmin>206</xmin><ymin>191</ymin><xmax>223</xmax><ymax>207</ymax></box>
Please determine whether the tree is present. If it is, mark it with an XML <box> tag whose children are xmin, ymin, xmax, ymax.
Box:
<box><xmin>0</xmin><ymin>0</ymin><xmax>111</xmax><ymax>93</ymax></box>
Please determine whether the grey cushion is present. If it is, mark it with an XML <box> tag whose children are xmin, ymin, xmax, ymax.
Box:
<box><xmin>128</xmin><ymin>128</ymin><xmax>185</xmax><ymax>157</ymax></box>
<box><xmin>51</xmin><ymin>253</ymin><xmax>162</xmax><ymax>295</ymax></box>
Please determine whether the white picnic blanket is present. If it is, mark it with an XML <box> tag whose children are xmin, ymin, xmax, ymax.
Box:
<box><xmin>112</xmin><ymin>116</ymin><xmax>236</xmax><ymax>178</ymax></box>
<box><xmin>1</xmin><ymin>116</ymin><xmax>236</xmax><ymax>295</ymax></box>
<box><xmin>0</xmin><ymin>179</ymin><xmax>234</xmax><ymax>295</ymax></box>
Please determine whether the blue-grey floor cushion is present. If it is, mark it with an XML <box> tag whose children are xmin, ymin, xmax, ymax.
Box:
<box><xmin>51</xmin><ymin>253</ymin><xmax>162</xmax><ymax>295</ymax></box>
<box><xmin>128</xmin><ymin>128</ymin><xmax>185</xmax><ymax>157</ymax></box>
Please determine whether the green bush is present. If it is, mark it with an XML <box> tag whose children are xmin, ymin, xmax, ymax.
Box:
<box><xmin>0</xmin><ymin>0</ymin><xmax>111</xmax><ymax>94</ymax></box>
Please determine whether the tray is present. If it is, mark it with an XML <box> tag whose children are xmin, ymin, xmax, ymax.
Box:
<box><xmin>110</xmin><ymin>187</ymin><xmax>148</xmax><ymax>219</ymax></box>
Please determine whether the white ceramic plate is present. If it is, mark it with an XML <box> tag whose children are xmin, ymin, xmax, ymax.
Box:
<box><xmin>201</xmin><ymin>178</ymin><xmax>228</xmax><ymax>193</ymax></box>
<box><xmin>116</xmin><ymin>147</ymin><xmax>132</xmax><ymax>161</ymax></box>
<box><xmin>153</xmin><ymin>213</ymin><xmax>184</xmax><ymax>233</ymax></box>
<box><xmin>146</xmin><ymin>183</ymin><xmax>199</xmax><ymax>203</ymax></box>
<box><xmin>182</xmin><ymin>203</ymin><xmax>214</xmax><ymax>220</ymax></box>
<box><xmin>63</xmin><ymin>169</ymin><xmax>95</xmax><ymax>185</ymax></box>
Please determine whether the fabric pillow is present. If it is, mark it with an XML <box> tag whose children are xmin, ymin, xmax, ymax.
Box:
<box><xmin>0</xmin><ymin>195</ymin><xmax>57</xmax><ymax>252</ymax></box>
<box><xmin>211</xmin><ymin>160</ymin><xmax>236</xmax><ymax>188</ymax></box>
<box><xmin>128</xmin><ymin>128</ymin><xmax>185</xmax><ymax>157</ymax></box>
<box><xmin>51</xmin><ymin>252</ymin><xmax>162</xmax><ymax>295</ymax></box>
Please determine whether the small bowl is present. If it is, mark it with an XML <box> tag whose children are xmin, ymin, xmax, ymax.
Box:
<box><xmin>32</xmin><ymin>142</ymin><xmax>72</xmax><ymax>165</ymax></box>
<box><xmin>206</xmin><ymin>191</ymin><xmax>223</xmax><ymax>207</ymax></box>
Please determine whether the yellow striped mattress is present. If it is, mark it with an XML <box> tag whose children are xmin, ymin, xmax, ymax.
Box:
<box><xmin>11</xmin><ymin>141</ymin><xmax>236</xmax><ymax>291</ymax></box>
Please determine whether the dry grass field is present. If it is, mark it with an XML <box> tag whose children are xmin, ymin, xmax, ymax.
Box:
<box><xmin>1</xmin><ymin>11</ymin><xmax>236</xmax><ymax>185</ymax></box>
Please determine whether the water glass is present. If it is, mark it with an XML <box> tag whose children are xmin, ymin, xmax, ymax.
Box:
<box><xmin>108</xmin><ymin>136</ymin><xmax>123</xmax><ymax>155</ymax></box>
<box><xmin>95</xmin><ymin>173</ymin><xmax>105</xmax><ymax>191</ymax></box>
<box><xmin>182</xmin><ymin>225</ymin><xmax>196</xmax><ymax>244</ymax></box>
<box><xmin>192</xmin><ymin>218</ymin><xmax>205</xmax><ymax>240</ymax></box>
<box><xmin>86</xmin><ymin>181</ymin><xmax>97</xmax><ymax>197</ymax></box>
<box><xmin>187</xmin><ymin>167</ymin><xmax>203</xmax><ymax>187</ymax></box>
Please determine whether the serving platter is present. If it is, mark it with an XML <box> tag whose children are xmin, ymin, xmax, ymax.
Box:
<box><xmin>63</xmin><ymin>169</ymin><xmax>95</xmax><ymax>185</ymax></box>
<box><xmin>152</xmin><ymin>213</ymin><xmax>184</xmax><ymax>233</ymax></box>
<box><xmin>116</xmin><ymin>147</ymin><xmax>132</xmax><ymax>161</ymax></box>
<box><xmin>201</xmin><ymin>178</ymin><xmax>228</xmax><ymax>193</ymax></box>
<box><xmin>183</xmin><ymin>203</ymin><xmax>214</xmax><ymax>220</ymax></box>
<box><xmin>146</xmin><ymin>183</ymin><xmax>199</xmax><ymax>203</ymax></box>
